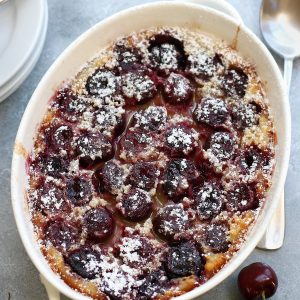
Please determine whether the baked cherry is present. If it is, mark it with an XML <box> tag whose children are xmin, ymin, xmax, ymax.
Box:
<box><xmin>195</xmin><ymin>182</ymin><xmax>225</xmax><ymax>220</ymax></box>
<box><xmin>114</xmin><ymin>42</ymin><xmax>142</xmax><ymax>71</ymax></box>
<box><xmin>54</xmin><ymin>87</ymin><xmax>74</xmax><ymax>107</ymax></box>
<box><xmin>99</xmin><ymin>160</ymin><xmax>125</xmax><ymax>194</ymax></box>
<box><xmin>56</xmin><ymin>89</ymin><xmax>91</xmax><ymax>122</ymax></box>
<box><xmin>226</xmin><ymin>183</ymin><xmax>258</xmax><ymax>212</ymax></box>
<box><xmin>164</xmin><ymin>124</ymin><xmax>197</xmax><ymax>157</ymax></box>
<box><xmin>100</xmin><ymin>262</ymin><xmax>137</xmax><ymax>300</ymax></box>
<box><xmin>118</xmin><ymin>236</ymin><xmax>154</xmax><ymax>267</ymax></box>
<box><xmin>84</xmin><ymin>207</ymin><xmax>115</xmax><ymax>242</ymax></box>
<box><xmin>193</xmin><ymin>97</ymin><xmax>229</xmax><ymax>128</ymax></box>
<box><xmin>32</xmin><ymin>181</ymin><xmax>71</xmax><ymax>215</ymax></box>
<box><xmin>74</xmin><ymin>131</ymin><xmax>113</xmax><ymax>167</ymax></box>
<box><xmin>206</xmin><ymin>131</ymin><xmax>236</xmax><ymax>162</ymax></box>
<box><xmin>127</xmin><ymin>162</ymin><xmax>157</xmax><ymax>191</ymax></box>
<box><xmin>165</xmin><ymin>241</ymin><xmax>203</xmax><ymax>278</ymax></box>
<box><xmin>44</xmin><ymin>218</ymin><xmax>81</xmax><ymax>252</ymax></box>
<box><xmin>187</xmin><ymin>53</ymin><xmax>223</xmax><ymax>79</ymax></box>
<box><xmin>65</xmin><ymin>176</ymin><xmax>92</xmax><ymax>206</ymax></box>
<box><xmin>152</xmin><ymin>203</ymin><xmax>189</xmax><ymax>241</ymax></box>
<box><xmin>238</xmin><ymin>146</ymin><xmax>272</xmax><ymax>178</ymax></box>
<box><xmin>94</xmin><ymin>105</ymin><xmax>125</xmax><ymax>137</ymax></box>
<box><xmin>45</xmin><ymin>125</ymin><xmax>73</xmax><ymax>152</ymax></box>
<box><xmin>232</xmin><ymin>102</ymin><xmax>261</xmax><ymax>130</ymax></box>
<box><xmin>117</xmin><ymin>188</ymin><xmax>153</xmax><ymax>221</ymax></box>
<box><xmin>162</xmin><ymin>73</ymin><xmax>194</xmax><ymax>104</ymax></box>
<box><xmin>66</xmin><ymin>248</ymin><xmax>102</xmax><ymax>279</ymax></box>
<box><xmin>238</xmin><ymin>263</ymin><xmax>278</xmax><ymax>300</ymax></box>
<box><xmin>119</xmin><ymin>128</ymin><xmax>157</xmax><ymax>162</ymax></box>
<box><xmin>164</xmin><ymin>159</ymin><xmax>199</xmax><ymax>200</ymax></box>
<box><xmin>121</xmin><ymin>71</ymin><xmax>157</xmax><ymax>105</ymax></box>
<box><xmin>205</xmin><ymin>223</ymin><xmax>229</xmax><ymax>253</ymax></box>
<box><xmin>131</xmin><ymin>106</ymin><xmax>167</xmax><ymax>132</ymax></box>
<box><xmin>148</xmin><ymin>34</ymin><xmax>186</xmax><ymax>73</ymax></box>
<box><xmin>86</xmin><ymin>68</ymin><xmax>119</xmax><ymax>98</ymax></box>
<box><xmin>138</xmin><ymin>270</ymin><xmax>169</xmax><ymax>300</ymax></box>
<box><xmin>41</xmin><ymin>155</ymin><xmax>69</xmax><ymax>177</ymax></box>
<box><xmin>222</xmin><ymin>67</ymin><xmax>248</xmax><ymax>98</ymax></box>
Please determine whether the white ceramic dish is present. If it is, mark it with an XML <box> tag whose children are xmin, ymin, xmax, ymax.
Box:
<box><xmin>0</xmin><ymin>0</ymin><xmax>48</xmax><ymax>102</ymax></box>
<box><xmin>11</xmin><ymin>2</ymin><xmax>291</xmax><ymax>300</ymax></box>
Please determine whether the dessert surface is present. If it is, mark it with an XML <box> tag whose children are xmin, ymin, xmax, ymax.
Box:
<box><xmin>26</xmin><ymin>26</ymin><xmax>276</xmax><ymax>300</ymax></box>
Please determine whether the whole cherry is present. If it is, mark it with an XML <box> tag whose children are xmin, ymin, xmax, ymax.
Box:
<box><xmin>238</xmin><ymin>262</ymin><xmax>278</xmax><ymax>299</ymax></box>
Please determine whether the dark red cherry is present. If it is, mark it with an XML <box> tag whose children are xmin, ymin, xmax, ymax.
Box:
<box><xmin>84</xmin><ymin>207</ymin><xmax>115</xmax><ymax>242</ymax></box>
<box><xmin>117</xmin><ymin>188</ymin><xmax>153</xmax><ymax>221</ymax></box>
<box><xmin>54</xmin><ymin>87</ymin><xmax>74</xmax><ymax>107</ymax></box>
<box><xmin>238</xmin><ymin>263</ymin><xmax>278</xmax><ymax>300</ymax></box>
<box><xmin>207</xmin><ymin>131</ymin><xmax>235</xmax><ymax>162</ymax></box>
<box><xmin>165</xmin><ymin>241</ymin><xmax>203</xmax><ymax>278</ymax></box>
<box><xmin>65</xmin><ymin>176</ymin><xmax>92</xmax><ymax>206</ymax></box>
<box><xmin>232</xmin><ymin>102</ymin><xmax>261</xmax><ymax>130</ymax></box>
<box><xmin>195</xmin><ymin>182</ymin><xmax>225</xmax><ymax>220</ymax></box>
<box><xmin>138</xmin><ymin>270</ymin><xmax>169</xmax><ymax>300</ymax></box>
<box><xmin>193</xmin><ymin>97</ymin><xmax>229</xmax><ymax>128</ymax></box>
<box><xmin>164</xmin><ymin>124</ymin><xmax>197</xmax><ymax>157</ymax></box>
<box><xmin>238</xmin><ymin>146</ymin><xmax>272</xmax><ymax>177</ymax></box>
<box><xmin>114</xmin><ymin>43</ymin><xmax>142</xmax><ymax>71</ymax></box>
<box><xmin>86</xmin><ymin>68</ymin><xmax>119</xmax><ymax>98</ymax></box>
<box><xmin>55</xmin><ymin>88</ymin><xmax>90</xmax><ymax>122</ymax></box>
<box><xmin>99</xmin><ymin>160</ymin><xmax>124</xmax><ymax>194</ymax></box>
<box><xmin>41</xmin><ymin>155</ymin><xmax>69</xmax><ymax>177</ymax></box>
<box><xmin>45</xmin><ymin>125</ymin><xmax>73</xmax><ymax>152</ymax></box>
<box><xmin>93</xmin><ymin>105</ymin><xmax>125</xmax><ymax>137</ymax></box>
<box><xmin>164</xmin><ymin>159</ymin><xmax>199</xmax><ymax>200</ymax></box>
<box><xmin>66</xmin><ymin>248</ymin><xmax>102</xmax><ymax>279</ymax></box>
<box><xmin>162</xmin><ymin>73</ymin><xmax>194</xmax><ymax>104</ymax></box>
<box><xmin>127</xmin><ymin>162</ymin><xmax>157</xmax><ymax>191</ymax></box>
<box><xmin>44</xmin><ymin>218</ymin><xmax>81</xmax><ymax>252</ymax></box>
<box><xmin>131</xmin><ymin>106</ymin><xmax>167</xmax><ymax>132</ymax></box>
<box><xmin>121</xmin><ymin>71</ymin><xmax>157</xmax><ymax>105</ymax></box>
<box><xmin>32</xmin><ymin>181</ymin><xmax>71</xmax><ymax>215</ymax></box>
<box><xmin>100</xmin><ymin>263</ymin><xmax>136</xmax><ymax>299</ymax></box>
<box><xmin>152</xmin><ymin>204</ymin><xmax>189</xmax><ymax>241</ymax></box>
<box><xmin>119</xmin><ymin>128</ymin><xmax>156</xmax><ymax>162</ymax></box>
<box><xmin>187</xmin><ymin>53</ymin><xmax>222</xmax><ymax>79</ymax></box>
<box><xmin>75</xmin><ymin>131</ymin><xmax>113</xmax><ymax>167</ymax></box>
<box><xmin>205</xmin><ymin>223</ymin><xmax>229</xmax><ymax>253</ymax></box>
<box><xmin>226</xmin><ymin>183</ymin><xmax>258</xmax><ymax>212</ymax></box>
<box><xmin>118</xmin><ymin>236</ymin><xmax>154</xmax><ymax>267</ymax></box>
<box><xmin>222</xmin><ymin>67</ymin><xmax>248</xmax><ymax>98</ymax></box>
<box><xmin>148</xmin><ymin>34</ymin><xmax>187</xmax><ymax>73</ymax></box>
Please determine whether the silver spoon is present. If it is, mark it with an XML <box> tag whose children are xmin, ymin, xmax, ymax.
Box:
<box><xmin>258</xmin><ymin>0</ymin><xmax>300</xmax><ymax>250</ymax></box>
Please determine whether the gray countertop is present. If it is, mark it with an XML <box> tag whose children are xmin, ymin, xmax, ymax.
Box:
<box><xmin>0</xmin><ymin>0</ymin><xmax>299</xmax><ymax>299</ymax></box>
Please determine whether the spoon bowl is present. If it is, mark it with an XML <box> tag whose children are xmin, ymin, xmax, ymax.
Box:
<box><xmin>260</xmin><ymin>0</ymin><xmax>300</xmax><ymax>59</ymax></box>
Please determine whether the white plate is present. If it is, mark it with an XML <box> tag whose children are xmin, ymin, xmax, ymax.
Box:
<box><xmin>0</xmin><ymin>0</ymin><xmax>47</xmax><ymax>90</ymax></box>
<box><xmin>0</xmin><ymin>1</ymin><xmax>48</xmax><ymax>102</ymax></box>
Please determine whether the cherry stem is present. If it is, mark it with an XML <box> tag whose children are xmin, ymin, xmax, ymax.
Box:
<box><xmin>262</xmin><ymin>291</ymin><xmax>266</xmax><ymax>300</ymax></box>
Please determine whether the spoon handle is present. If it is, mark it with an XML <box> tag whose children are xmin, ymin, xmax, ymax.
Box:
<box><xmin>284</xmin><ymin>58</ymin><xmax>293</xmax><ymax>93</ymax></box>
<box><xmin>257</xmin><ymin>192</ymin><xmax>285</xmax><ymax>249</ymax></box>
<box><xmin>40</xmin><ymin>274</ymin><xmax>60</xmax><ymax>300</ymax></box>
